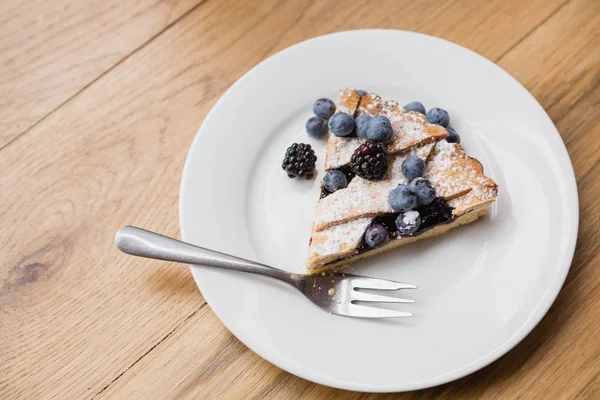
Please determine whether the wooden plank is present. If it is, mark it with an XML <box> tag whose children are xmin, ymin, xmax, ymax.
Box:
<box><xmin>0</xmin><ymin>0</ymin><xmax>584</xmax><ymax>398</ymax></box>
<box><xmin>0</xmin><ymin>0</ymin><xmax>201</xmax><ymax>148</ymax></box>
<box><xmin>97</xmin><ymin>305</ymin><xmax>354</xmax><ymax>399</ymax></box>
<box><xmin>497</xmin><ymin>0</ymin><xmax>600</xmax><ymax>123</ymax></box>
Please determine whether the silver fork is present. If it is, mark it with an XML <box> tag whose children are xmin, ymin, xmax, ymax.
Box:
<box><xmin>115</xmin><ymin>226</ymin><xmax>416</xmax><ymax>318</ymax></box>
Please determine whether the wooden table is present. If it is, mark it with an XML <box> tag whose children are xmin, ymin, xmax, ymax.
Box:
<box><xmin>1</xmin><ymin>0</ymin><xmax>598</xmax><ymax>398</ymax></box>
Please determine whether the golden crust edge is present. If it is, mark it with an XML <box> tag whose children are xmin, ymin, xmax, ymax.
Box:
<box><xmin>306</xmin><ymin>207</ymin><xmax>488</xmax><ymax>274</ymax></box>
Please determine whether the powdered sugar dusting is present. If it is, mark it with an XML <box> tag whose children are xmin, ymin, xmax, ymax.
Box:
<box><xmin>386</xmin><ymin>111</ymin><xmax>448</xmax><ymax>154</ymax></box>
<box><xmin>425</xmin><ymin>140</ymin><xmax>498</xmax><ymax>210</ymax></box>
<box><xmin>336</xmin><ymin>88</ymin><xmax>361</xmax><ymax>114</ymax></box>
<box><xmin>314</xmin><ymin>179</ymin><xmax>396</xmax><ymax>231</ymax></box>
<box><xmin>425</xmin><ymin>140</ymin><xmax>471</xmax><ymax>199</ymax></box>
<box><xmin>388</xmin><ymin>142</ymin><xmax>435</xmax><ymax>186</ymax></box>
<box><xmin>315</xmin><ymin>144</ymin><xmax>433</xmax><ymax>231</ymax></box>
<box><xmin>325</xmin><ymin>90</ymin><xmax>447</xmax><ymax>170</ymax></box>
<box><xmin>357</xmin><ymin>93</ymin><xmax>384</xmax><ymax>116</ymax></box>
<box><xmin>402</xmin><ymin>210</ymin><xmax>420</xmax><ymax>226</ymax></box>
<box><xmin>324</xmin><ymin>136</ymin><xmax>362</xmax><ymax>170</ymax></box>
<box><xmin>307</xmin><ymin>218</ymin><xmax>372</xmax><ymax>266</ymax></box>
<box><xmin>448</xmin><ymin>176</ymin><xmax>498</xmax><ymax>215</ymax></box>
<box><xmin>307</xmin><ymin>89</ymin><xmax>498</xmax><ymax>270</ymax></box>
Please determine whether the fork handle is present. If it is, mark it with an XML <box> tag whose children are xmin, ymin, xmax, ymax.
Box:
<box><xmin>115</xmin><ymin>226</ymin><xmax>300</xmax><ymax>287</ymax></box>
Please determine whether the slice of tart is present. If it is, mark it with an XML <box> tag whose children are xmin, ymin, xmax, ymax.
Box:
<box><xmin>306</xmin><ymin>89</ymin><xmax>498</xmax><ymax>274</ymax></box>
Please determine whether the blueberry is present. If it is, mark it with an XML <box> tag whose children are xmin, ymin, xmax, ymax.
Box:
<box><xmin>389</xmin><ymin>185</ymin><xmax>418</xmax><ymax>212</ymax></box>
<box><xmin>426</xmin><ymin>108</ymin><xmax>450</xmax><ymax>127</ymax></box>
<box><xmin>364</xmin><ymin>224</ymin><xmax>389</xmax><ymax>248</ymax></box>
<box><xmin>405</xmin><ymin>101</ymin><xmax>426</xmax><ymax>114</ymax></box>
<box><xmin>328</xmin><ymin>113</ymin><xmax>355</xmax><ymax>137</ymax></box>
<box><xmin>355</xmin><ymin>114</ymin><xmax>371</xmax><ymax>139</ymax></box>
<box><xmin>357</xmin><ymin>90</ymin><xmax>367</xmax><ymax>96</ymax></box>
<box><xmin>395</xmin><ymin>211</ymin><xmax>421</xmax><ymax>235</ymax></box>
<box><xmin>305</xmin><ymin>117</ymin><xmax>328</xmax><ymax>139</ymax></box>
<box><xmin>323</xmin><ymin>170</ymin><xmax>348</xmax><ymax>192</ymax></box>
<box><xmin>402</xmin><ymin>156</ymin><xmax>425</xmax><ymax>180</ymax></box>
<box><xmin>366</xmin><ymin>115</ymin><xmax>393</xmax><ymax>142</ymax></box>
<box><xmin>411</xmin><ymin>177</ymin><xmax>436</xmax><ymax>205</ymax></box>
<box><xmin>313</xmin><ymin>98</ymin><xmax>336</xmax><ymax>120</ymax></box>
<box><xmin>446</xmin><ymin>127</ymin><xmax>461</xmax><ymax>143</ymax></box>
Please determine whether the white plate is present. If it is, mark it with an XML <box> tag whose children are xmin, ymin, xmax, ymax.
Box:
<box><xmin>179</xmin><ymin>30</ymin><xmax>578</xmax><ymax>392</ymax></box>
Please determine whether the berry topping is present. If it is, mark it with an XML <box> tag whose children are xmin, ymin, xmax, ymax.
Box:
<box><xmin>426</xmin><ymin>107</ymin><xmax>450</xmax><ymax>127</ymax></box>
<box><xmin>282</xmin><ymin>143</ymin><xmax>316</xmax><ymax>179</ymax></box>
<box><xmin>411</xmin><ymin>177</ymin><xmax>436</xmax><ymax>205</ymax></box>
<box><xmin>357</xmin><ymin>90</ymin><xmax>367</xmax><ymax>96</ymax></box>
<box><xmin>402</xmin><ymin>156</ymin><xmax>426</xmax><ymax>180</ymax></box>
<box><xmin>328</xmin><ymin>113</ymin><xmax>355</xmax><ymax>137</ymax></box>
<box><xmin>446</xmin><ymin>127</ymin><xmax>461</xmax><ymax>143</ymax></box>
<box><xmin>405</xmin><ymin>101</ymin><xmax>426</xmax><ymax>114</ymax></box>
<box><xmin>364</xmin><ymin>224</ymin><xmax>390</xmax><ymax>248</ymax></box>
<box><xmin>366</xmin><ymin>115</ymin><xmax>393</xmax><ymax>142</ymax></box>
<box><xmin>323</xmin><ymin>170</ymin><xmax>348</xmax><ymax>192</ymax></box>
<box><xmin>395</xmin><ymin>210</ymin><xmax>422</xmax><ymax>235</ymax></box>
<box><xmin>389</xmin><ymin>185</ymin><xmax>418</xmax><ymax>212</ymax></box>
<box><xmin>313</xmin><ymin>98</ymin><xmax>336</xmax><ymax>120</ymax></box>
<box><xmin>305</xmin><ymin>117</ymin><xmax>328</xmax><ymax>139</ymax></box>
<box><xmin>350</xmin><ymin>141</ymin><xmax>388</xmax><ymax>181</ymax></box>
<box><xmin>355</xmin><ymin>114</ymin><xmax>372</xmax><ymax>139</ymax></box>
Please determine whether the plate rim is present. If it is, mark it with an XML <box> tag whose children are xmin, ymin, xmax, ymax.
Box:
<box><xmin>179</xmin><ymin>29</ymin><xmax>579</xmax><ymax>392</ymax></box>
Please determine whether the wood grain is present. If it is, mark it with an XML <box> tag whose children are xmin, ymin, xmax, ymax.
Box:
<box><xmin>0</xmin><ymin>0</ymin><xmax>201</xmax><ymax>148</ymax></box>
<box><xmin>1</xmin><ymin>0</ymin><xmax>598</xmax><ymax>398</ymax></box>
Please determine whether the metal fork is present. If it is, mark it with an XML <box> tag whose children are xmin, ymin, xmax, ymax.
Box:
<box><xmin>115</xmin><ymin>226</ymin><xmax>416</xmax><ymax>318</ymax></box>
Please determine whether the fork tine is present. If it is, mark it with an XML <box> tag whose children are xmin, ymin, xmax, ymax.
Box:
<box><xmin>345</xmin><ymin>303</ymin><xmax>413</xmax><ymax>318</ymax></box>
<box><xmin>351</xmin><ymin>291</ymin><xmax>414</xmax><ymax>303</ymax></box>
<box><xmin>351</xmin><ymin>277</ymin><xmax>417</xmax><ymax>291</ymax></box>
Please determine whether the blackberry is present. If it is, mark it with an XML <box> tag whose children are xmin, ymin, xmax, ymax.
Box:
<box><xmin>282</xmin><ymin>143</ymin><xmax>317</xmax><ymax>179</ymax></box>
<box><xmin>350</xmin><ymin>141</ymin><xmax>388</xmax><ymax>181</ymax></box>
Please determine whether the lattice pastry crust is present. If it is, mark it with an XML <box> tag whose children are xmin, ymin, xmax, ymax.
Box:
<box><xmin>307</xmin><ymin>89</ymin><xmax>498</xmax><ymax>273</ymax></box>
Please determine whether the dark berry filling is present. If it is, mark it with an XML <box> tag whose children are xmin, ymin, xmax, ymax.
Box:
<box><xmin>413</xmin><ymin>197</ymin><xmax>454</xmax><ymax>229</ymax></box>
<box><xmin>328</xmin><ymin>197</ymin><xmax>454</xmax><ymax>265</ymax></box>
